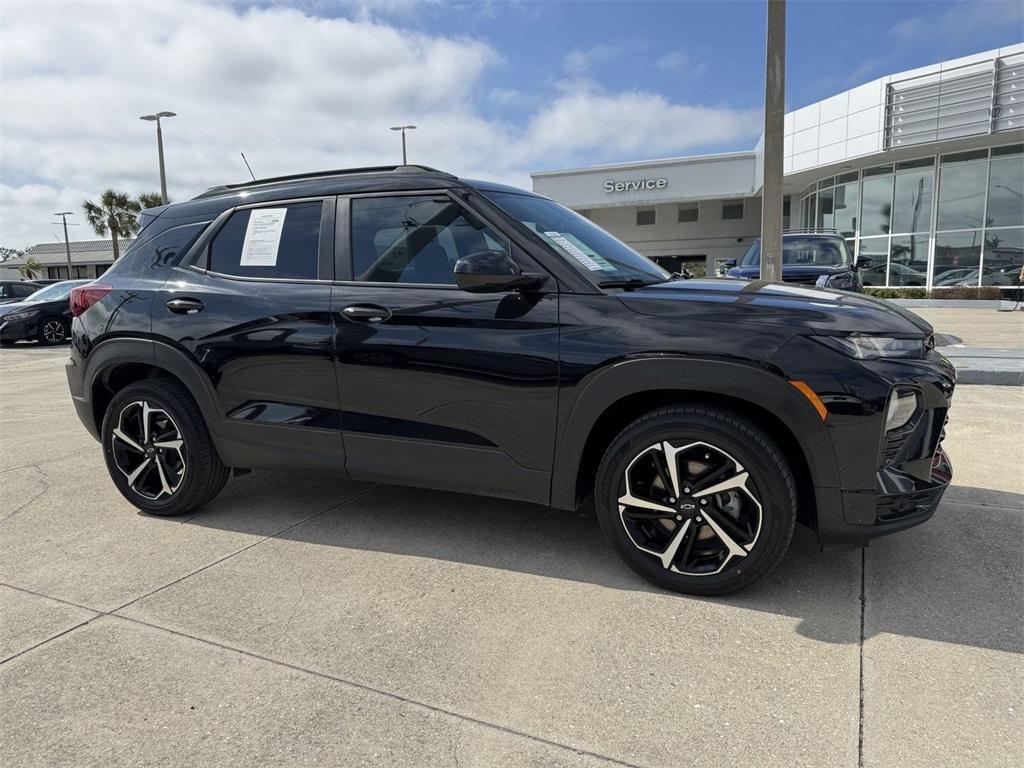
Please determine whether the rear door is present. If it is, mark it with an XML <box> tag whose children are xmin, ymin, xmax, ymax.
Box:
<box><xmin>330</xmin><ymin>190</ymin><xmax>560</xmax><ymax>504</ymax></box>
<box><xmin>153</xmin><ymin>197</ymin><xmax>343</xmax><ymax>473</ymax></box>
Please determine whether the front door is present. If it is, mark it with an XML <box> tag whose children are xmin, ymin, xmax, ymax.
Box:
<box><xmin>331</xmin><ymin>191</ymin><xmax>559</xmax><ymax>504</ymax></box>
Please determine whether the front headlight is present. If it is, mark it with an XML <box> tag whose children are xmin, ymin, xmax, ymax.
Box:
<box><xmin>813</xmin><ymin>334</ymin><xmax>925</xmax><ymax>360</ymax></box>
<box><xmin>1</xmin><ymin>310</ymin><xmax>36</xmax><ymax>323</ymax></box>
<box><xmin>816</xmin><ymin>271</ymin><xmax>855</xmax><ymax>290</ymax></box>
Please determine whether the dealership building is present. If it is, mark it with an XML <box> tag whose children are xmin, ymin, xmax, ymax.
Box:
<box><xmin>532</xmin><ymin>44</ymin><xmax>1024</xmax><ymax>289</ymax></box>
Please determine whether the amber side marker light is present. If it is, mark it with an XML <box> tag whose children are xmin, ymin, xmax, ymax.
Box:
<box><xmin>789</xmin><ymin>380</ymin><xmax>828</xmax><ymax>421</ymax></box>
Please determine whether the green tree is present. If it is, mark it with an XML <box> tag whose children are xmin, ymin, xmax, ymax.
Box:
<box><xmin>82</xmin><ymin>190</ymin><xmax>140</xmax><ymax>262</ymax></box>
<box><xmin>0</xmin><ymin>246</ymin><xmax>25</xmax><ymax>263</ymax></box>
<box><xmin>138</xmin><ymin>192</ymin><xmax>166</xmax><ymax>209</ymax></box>
<box><xmin>18</xmin><ymin>256</ymin><xmax>42</xmax><ymax>279</ymax></box>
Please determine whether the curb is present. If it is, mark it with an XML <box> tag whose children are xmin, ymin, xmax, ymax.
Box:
<box><xmin>954</xmin><ymin>368</ymin><xmax>1024</xmax><ymax>386</ymax></box>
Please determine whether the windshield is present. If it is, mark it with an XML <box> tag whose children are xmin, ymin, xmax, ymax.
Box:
<box><xmin>486</xmin><ymin>192</ymin><xmax>669</xmax><ymax>284</ymax></box>
<box><xmin>26</xmin><ymin>281</ymin><xmax>82</xmax><ymax>302</ymax></box>
<box><xmin>740</xmin><ymin>236</ymin><xmax>852</xmax><ymax>267</ymax></box>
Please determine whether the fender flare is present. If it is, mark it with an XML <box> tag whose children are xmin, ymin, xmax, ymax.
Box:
<box><xmin>550</xmin><ymin>356</ymin><xmax>840</xmax><ymax>510</ymax></box>
<box><xmin>81</xmin><ymin>337</ymin><xmax>222</xmax><ymax>438</ymax></box>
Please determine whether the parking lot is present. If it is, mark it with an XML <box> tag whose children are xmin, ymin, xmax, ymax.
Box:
<box><xmin>0</xmin><ymin>344</ymin><xmax>1020</xmax><ymax>768</ymax></box>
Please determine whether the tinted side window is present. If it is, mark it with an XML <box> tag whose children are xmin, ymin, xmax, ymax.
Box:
<box><xmin>209</xmin><ymin>201</ymin><xmax>322</xmax><ymax>280</ymax></box>
<box><xmin>13</xmin><ymin>283</ymin><xmax>38</xmax><ymax>297</ymax></box>
<box><xmin>351</xmin><ymin>195</ymin><xmax>508</xmax><ymax>285</ymax></box>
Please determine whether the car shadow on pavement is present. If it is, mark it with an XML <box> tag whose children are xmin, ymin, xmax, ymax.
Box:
<box><xmin>177</xmin><ymin>474</ymin><xmax>1022</xmax><ymax>653</ymax></box>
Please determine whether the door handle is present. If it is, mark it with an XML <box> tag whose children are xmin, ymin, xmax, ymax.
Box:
<box><xmin>342</xmin><ymin>304</ymin><xmax>391</xmax><ymax>323</ymax></box>
<box><xmin>166</xmin><ymin>297</ymin><xmax>205</xmax><ymax>315</ymax></box>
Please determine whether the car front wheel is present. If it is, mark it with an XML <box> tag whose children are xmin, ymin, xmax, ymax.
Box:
<box><xmin>594</xmin><ymin>405</ymin><xmax>797</xmax><ymax>595</ymax></box>
<box><xmin>101</xmin><ymin>379</ymin><xmax>229</xmax><ymax>516</ymax></box>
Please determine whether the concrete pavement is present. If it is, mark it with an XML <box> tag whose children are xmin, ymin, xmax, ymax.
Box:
<box><xmin>0</xmin><ymin>344</ymin><xmax>1021</xmax><ymax>767</ymax></box>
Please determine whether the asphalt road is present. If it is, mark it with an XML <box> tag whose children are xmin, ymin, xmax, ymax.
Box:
<box><xmin>1</xmin><ymin>344</ymin><xmax>1021</xmax><ymax>768</ymax></box>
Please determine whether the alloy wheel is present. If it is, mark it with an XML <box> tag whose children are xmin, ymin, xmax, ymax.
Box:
<box><xmin>41</xmin><ymin>320</ymin><xmax>66</xmax><ymax>343</ymax></box>
<box><xmin>617</xmin><ymin>440</ymin><xmax>763</xmax><ymax>576</ymax></box>
<box><xmin>110</xmin><ymin>400</ymin><xmax>187</xmax><ymax>500</ymax></box>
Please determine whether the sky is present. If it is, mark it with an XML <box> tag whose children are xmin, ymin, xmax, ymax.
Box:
<box><xmin>1</xmin><ymin>0</ymin><xmax>1021</xmax><ymax>249</ymax></box>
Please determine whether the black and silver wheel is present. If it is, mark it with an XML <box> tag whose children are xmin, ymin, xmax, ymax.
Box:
<box><xmin>37</xmin><ymin>317</ymin><xmax>68</xmax><ymax>345</ymax></box>
<box><xmin>101</xmin><ymin>379</ymin><xmax>229</xmax><ymax>516</ymax></box>
<box><xmin>595</xmin><ymin>406</ymin><xmax>797</xmax><ymax>595</ymax></box>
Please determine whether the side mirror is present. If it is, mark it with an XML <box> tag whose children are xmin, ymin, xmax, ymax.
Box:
<box><xmin>454</xmin><ymin>251</ymin><xmax>545</xmax><ymax>293</ymax></box>
<box><xmin>724</xmin><ymin>259</ymin><xmax>737</xmax><ymax>269</ymax></box>
<box><xmin>856</xmin><ymin>256</ymin><xmax>873</xmax><ymax>269</ymax></box>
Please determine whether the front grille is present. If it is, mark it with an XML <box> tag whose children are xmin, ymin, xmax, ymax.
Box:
<box><xmin>882</xmin><ymin>421</ymin><xmax>917</xmax><ymax>464</ymax></box>
<box><xmin>782</xmin><ymin>274</ymin><xmax>820</xmax><ymax>286</ymax></box>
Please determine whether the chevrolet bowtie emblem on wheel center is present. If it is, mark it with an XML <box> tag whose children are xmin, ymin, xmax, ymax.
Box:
<box><xmin>679</xmin><ymin>502</ymin><xmax>696</xmax><ymax>511</ymax></box>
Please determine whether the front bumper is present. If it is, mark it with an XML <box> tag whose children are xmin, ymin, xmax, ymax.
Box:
<box><xmin>775</xmin><ymin>338</ymin><xmax>956</xmax><ymax>549</ymax></box>
<box><xmin>0</xmin><ymin>317</ymin><xmax>34</xmax><ymax>342</ymax></box>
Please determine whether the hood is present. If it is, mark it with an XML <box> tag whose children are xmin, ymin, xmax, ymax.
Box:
<box><xmin>617</xmin><ymin>278</ymin><xmax>932</xmax><ymax>337</ymax></box>
<box><xmin>0</xmin><ymin>300</ymin><xmax>38</xmax><ymax>317</ymax></box>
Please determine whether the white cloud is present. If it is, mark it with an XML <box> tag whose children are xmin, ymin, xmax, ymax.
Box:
<box><xmin>563</xmin><ymin>44</ymin><xmax>621</xmax><ymax>75</ymax></box>
<box><xmin>891</xmin><ymin>0</ymin><xmax>1022</xmax><ymax>40</ymax></box>
<box><xmin>0</xmin><ymin>1</ymin><xmax>759</xmax><ymax>247</ymax></box>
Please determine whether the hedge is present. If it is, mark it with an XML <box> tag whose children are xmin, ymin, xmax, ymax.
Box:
<box><xmin>863</xmin><ymin>286</ymin><xmax>1005</xmax><ymax>300</ymax></box>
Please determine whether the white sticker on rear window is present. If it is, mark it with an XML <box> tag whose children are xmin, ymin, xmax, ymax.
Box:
<box><xmin>542</xmin><ymin>231</ymin><xmax>615</xmax><ymax>271</ymax></box>
<box><xmin>240</xmin><ymin>208</ymin><xmax>287</xmax><ymax>267</ymax></box>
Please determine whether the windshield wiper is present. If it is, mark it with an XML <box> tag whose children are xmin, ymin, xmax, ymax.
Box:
<box><xmin>597</xmin><ymin>277</ymin><xmax>661</xmax><ymax>291</ymax></box>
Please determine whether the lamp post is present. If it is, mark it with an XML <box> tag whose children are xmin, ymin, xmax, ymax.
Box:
<box><xmin>53</xmin><ymin>211</ymin><xmax>75</xmax><ymax>278</ymax></box>
<box><xmin>390</xmin><ymin>125</ymin><xmax>417</xmax><ymax>165</ymax></box>
<box><xmin>139</xmin><ymin>111</ymin><xmax>176</xmax><ymax>204</ymax></box>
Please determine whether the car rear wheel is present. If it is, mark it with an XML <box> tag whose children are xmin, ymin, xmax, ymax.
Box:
<box><xmin>101</xmin><ymin>379</ymin><xmax>229</xmax><ymax>516</ymax></box>
<box><xmin>37</xmin><ymin>317</ymin><xmax>68</xmax><ymax>345</ymax></box>
<box><xmin>594</xmin><ymin>405</ymin><xmax>797</xmax><ymax>595</ymax></box>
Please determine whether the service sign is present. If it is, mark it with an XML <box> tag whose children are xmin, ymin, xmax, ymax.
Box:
<box><xmin>603</xmin><ymin>177</ymin><xmax>668</xmax><ymax>193</ymax></box>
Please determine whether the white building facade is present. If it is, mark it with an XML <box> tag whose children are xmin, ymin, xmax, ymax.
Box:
<box><xmin>532</xmin><ymin>44</ymin><xmax>1024</xmax><ymax>288</ymax></box>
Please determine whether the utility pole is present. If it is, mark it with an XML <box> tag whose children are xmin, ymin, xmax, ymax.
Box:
<box><xmin>54</xmin><ymin>211</ymin><xmax>75</xmax><ymax>277</ymax></box>
<box><xmin>390</xmin><ymin>125</ymin><xmax>417</xmax><ymax>165</ymax></box>
<box><xmin>760</xmin><ymin>0</ymin><xmax>786</xmax><ymax>283</ymax></box>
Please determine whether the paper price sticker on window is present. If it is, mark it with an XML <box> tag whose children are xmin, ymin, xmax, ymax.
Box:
<box><xmin>543</xmin><ymin>231</ymin><xmax>615</xmax><ymax>271</ymax></box>
<box><xmin>240</xmin><ymin>208</ymin><xmax>288</xmax><ymax>267</ymax></box>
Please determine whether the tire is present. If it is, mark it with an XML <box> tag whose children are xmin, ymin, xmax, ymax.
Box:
<box><xmin>37</xmin><ymin>317</ymin><xmax>69</xmax><ymax>345</ymax></box>
<box><xmin>594</xmin><ymin>405</ymin><xmax>797</xmax><ymax>595</ymax></box>
<box><xmin>101</xmin><ymin>378</ymin><xmax>230</xmax><ymax>516</ymax></box>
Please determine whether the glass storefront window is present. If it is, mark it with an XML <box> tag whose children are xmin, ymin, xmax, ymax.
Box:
<box><xmin>816</xmin><ymin>186</ymin><xmax>835</xmax><ymax>230</ymax></box>
<box><xmin>861</xmin><ymin>167</ymin><xmax>893</xmax><ymax>236</ymax></box>
<box><xmin>986</xmin><ymin>145</ymin><xmax>1024</xmax><ymax>229</ymax></box>
<box><xmin>982</xmin><ymin>227</ymin><xmax>1024</xmax><ymax>286</ymax></box>
<box><xmin>833</xmin><ymin>180</ymin><xmax>859</xmax><ymax>238</ymax></box>
<box><xmin>934</xmin><ymin>231</ymin><xmax>983</xmax><ymax>287</ymax></box>
<box><xmin>892</xmin><ymin>159</ymin><xmax>934</xmax><ymax>234</ymax></box>
<box><xmin>888</xmin><ymin>235</ymin><xmax>929</xmax><ymax>286</ymax></box>
<box><xmin>937</xmin><ymin>151</ymin><xmax>988</xmax><ymax>231</ymax></box>
<box><xmin>859</xmin><ymin>235</ymin><xmax>889</xmax><ymax>286</ymax></box>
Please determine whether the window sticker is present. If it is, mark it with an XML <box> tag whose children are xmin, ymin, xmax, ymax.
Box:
<box><xmin>542</xmin><ymin>231</ymin><xmax>615</xmax><ymax>271</ymax></box>
<box><xmin>240</xmin><ymin>208</ymin><xmax>288</xmax><ymax>267</ymax></box>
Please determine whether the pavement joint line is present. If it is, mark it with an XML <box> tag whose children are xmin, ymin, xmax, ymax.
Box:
<box><xmin>106</xmin><ymin>483</ymin><xmax>383</xmax><ymax>616</ymax></box>
<box><xmin>857</xmin><ymin>547</ymin><xmax>866</xmax><ymax>768</ymax></box>
<box><xmin>110</xmin><ymin>611</ymin><xmax>648</xmax><ymax>768</ymax></box>
<box><xmin>0</xmin><ymin>451</ymin><xmax>83</xmax><ymax>475</ymax></box>
<box><xmin>0</xmin><ymin>580</ymin><xmax>644</xmax><ymax>768</ymax></box>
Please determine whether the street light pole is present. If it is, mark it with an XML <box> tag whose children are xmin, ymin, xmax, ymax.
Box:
<box><xmin>390</xmin><ymin>125</ymin><xmax>417</xmax><ymax>165</ymax></box>
<box><xmin>53</xmin><ymin>211</ymin><xmax>75</xmax><ymax>278</ymax></box>
<box><xmin>140</xmin><ymin>111</ymin><xmax>177</xmax><ymax>204</ymax></box>
<box><xmin>760</xmin><ymin>0</ymin><xmax>786</xmax><ymax>283</ymax></box>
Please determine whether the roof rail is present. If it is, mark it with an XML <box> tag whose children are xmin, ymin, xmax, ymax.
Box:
<box><xmin>781</xmin><ymin>227</ymin><xmax>841</xmax><ymax>235</ymax></box>
<box><xmin>193</xmin><ymin>165</ymin><xmax>455</xmax><ymax>200</ymax></box>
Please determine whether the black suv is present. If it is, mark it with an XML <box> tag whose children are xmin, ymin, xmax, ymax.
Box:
<box><xmin>66</xmin><ymin>166</ymin><xmax>954</xmax><ymax>594</ymax></box>
<box><xmin>727</xmin><ymin>232</ymin><xmax>866</xmax><ymax>292</ymax></box>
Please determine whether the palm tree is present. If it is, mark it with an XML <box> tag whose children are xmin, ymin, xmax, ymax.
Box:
<box><xmin>138</xmin><ymin>192</ymin><xmax>166</xmax><ymax>209</ymax></box>
<box><xmin>83</xmin><ymin>190</ymin><xmax>140</xmax><ymax>262</ymax></box>
<box><xmin>19</xmin><ymin>256</ymin><xmax>42</xmax><ymax>279</ymax></box>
